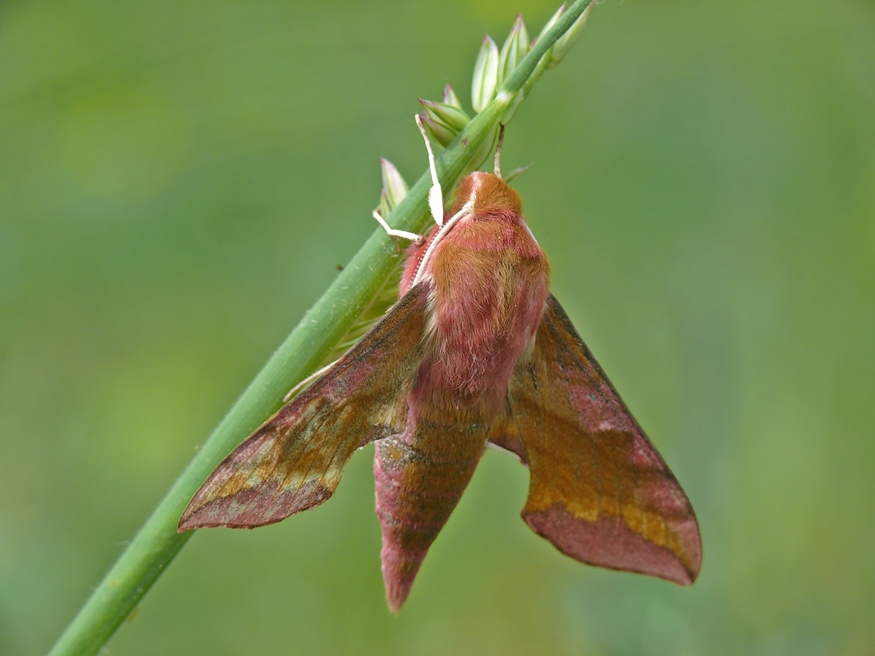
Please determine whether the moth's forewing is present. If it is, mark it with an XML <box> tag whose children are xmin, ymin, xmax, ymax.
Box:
<box><xmin>320</xmin><ymin>258</ymin><xmax>405</xmax><ymax>367</ymax></box>
<box><xmin>178</xmin><ymin>283</ymin><xmax>429</xmax><ymax>531</ymax></box>
<box><xmin>504</xmin><ymin>295</ymin><xmax>702</xmax><ymax>585</ymax></box>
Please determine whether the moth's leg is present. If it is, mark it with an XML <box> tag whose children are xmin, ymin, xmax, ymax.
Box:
<box><xmin>414</xmin><ymin>114</ymin><xmax>445</xmax><ymax>227</ymax></box>
<box><xmin>493</xmin><ymin>123</ymin><xmax>506</xmax><ymax>178</ymax></box>
<box><xmin>492</xmin><ymin>124</ymin><xmax>531</xmax><ymax>182</ymax></box>
<box><xmin>372</xmin><ymin>209</ymin><xmax>424</xmax><ymax>245</ymax></box>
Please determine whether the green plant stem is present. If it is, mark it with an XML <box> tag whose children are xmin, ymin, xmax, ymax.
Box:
<box><xmin>48</xmin><ymin>2</ymin><xmax>592</xmax><ymax>654</ymax></box>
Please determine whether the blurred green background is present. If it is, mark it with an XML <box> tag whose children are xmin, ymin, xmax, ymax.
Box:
<box><xmin>2</xmin><ymin>0</ymin><xmax>874</xmax><ymax>654</ymax></box>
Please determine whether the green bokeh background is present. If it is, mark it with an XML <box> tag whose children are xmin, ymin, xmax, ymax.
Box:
<box><xmin>2</xmin><ymin>0</ymin><xmax>874</xmax><ymax>654</ymax></box>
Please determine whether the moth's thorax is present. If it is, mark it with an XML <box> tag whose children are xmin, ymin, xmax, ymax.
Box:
<box><xmin>452</xmin><ymin>171</ymin><xmax>522</xmax><ymax>215</ymax></box>
<box><xmin>401</xmin><ymin>172</ymin><xmax>529</xmax><ymax>293</ymax></box>
<box><xmin>401</xmin><ymin>172</ymin><xmax>550</xmax><ymax>419</ymax></box>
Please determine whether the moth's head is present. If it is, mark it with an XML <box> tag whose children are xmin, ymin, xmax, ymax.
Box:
<box><xmin>451</xmin><ymin>171</ymin><xmax>522</xmax><ymax>216</ymax></box>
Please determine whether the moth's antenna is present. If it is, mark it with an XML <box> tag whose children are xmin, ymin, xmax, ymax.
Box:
<box><xmin>505</xmin><ymin>163</ymin><xmax>531</xmax><ymax>182</ymax></box>
<box><xmin>415</xmin><ymin>114</ymin><xmax>445</xmax><ymax>227</ymax></box>
<box><xmin>494</xmin><ymin>124</ymin><xmax>506</xmax><ymax>178</ymax></box>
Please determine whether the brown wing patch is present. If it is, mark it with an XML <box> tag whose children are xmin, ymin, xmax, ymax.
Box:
<box><xmin>487</xmin><ymin>407</ymin><xmax>527</xmax><ymax>463</ymax></box>
<box><xmin>178</xmin><ymin>283</ymin><xmax>430</xmax><ymax>531</ymax></box>
<box><xmin>507</xmin><ymin>295</ymin><xmax>702</xmax><ymax>585</ymax></box>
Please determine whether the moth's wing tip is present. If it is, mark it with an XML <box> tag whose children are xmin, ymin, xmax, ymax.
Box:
<box><xmin>522</xmin><ymin>503</ymin><xmax>702</xmax><ymax>587</ymax></box>
<box><xmin>177</xmin><ymin>515</ymin><xmax>272</xmax><ymax>532</ymax></box>
<box><xmin>677</xmin><ymin>527</ymin><xmax>703</xmax><ymax>586</ymax></box>
<box><xmin>176</xmin><ymin>499</ymin><xmax>227</xmax><ymax>532</ymax></box>
<box><xmin>177</xmin><ymin>491</ymin><xmax>215</xmax><ymax>532</ymax></box>
<box><xmin>176</xmin><ymin>505</ymin><xmax>239</xmax><ymax>532</ymax></box>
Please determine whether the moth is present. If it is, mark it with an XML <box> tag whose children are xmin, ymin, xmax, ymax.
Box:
<box><xmin>179</xmin><ymin>120</ymin><xmax>702</xmax><ymax>612</ymax></box>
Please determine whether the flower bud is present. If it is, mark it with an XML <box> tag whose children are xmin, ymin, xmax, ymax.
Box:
<box><xmin>418</xmin><ymin>111</ymin><xmax>456</xmax><ymax>148</ymax></box>
<box><xmin>379</xmin><ymin>158</ymin><xmax>408</xmax><ymax>217</ymax></box>
<box><xmin>442</xmin><ymin>84</ymin><xmax>463</xmax><ymax>110</ymax></box>
<box><xmin>534</xmin><ymin>3</ymin><xmax>565</xmax><ymax>47</ymax></box>
<box><xmin>471</xmin><ymin>35</ymin><xmax>500</xmax><ymax>113</ymax></box>
<box><xmin>499</xmin><ymin>15</ymin><xmax>530</xmax><ymax>83</ymax></box>
<box><xmin>420</xmin><ymin>98</ymin><xmax>471</xmax><ymax>134</ymax></box>
<box><xmin>549</xmin><ymin>1</ymin><xmax>594</xmax><ymax>68</ymax></box>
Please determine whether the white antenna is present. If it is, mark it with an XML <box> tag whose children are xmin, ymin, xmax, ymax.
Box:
<box><xmin>415</xmin><ymin>114</ymin><xmax>445</xmax><ymax>227</ymax></box>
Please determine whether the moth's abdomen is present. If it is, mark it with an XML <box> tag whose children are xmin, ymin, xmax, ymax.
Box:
<box><xmin>374</xmin><ymin>407</ymin><xmax>486</xmax><ymax>612</ymax></box>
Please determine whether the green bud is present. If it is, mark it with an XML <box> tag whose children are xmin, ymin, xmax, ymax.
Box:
<box><xmin>499</xmin><ymin>15</ymin><xmax>530</xmax><ymax>84</ymax></box>
<box><xmin>379</xmin><ymin>158</ymin><xmax>408</xmax><ymax>217</ymax></box>
<box><xmin>378</xmin><ymin>190</ymin><xmax>392</xmax><ymax>222</ymax></box>
<box><xmin>471</xmin><ymin>35</ymin><xmax>500</xmax><ymax>113</ymax></box>
<box><xmin>534</xmin><ymin>3</ymin><xmax>565</xmax><ymax>47</ymax></box>
<box><xmin>418</xmin><ymin>112</ymin><xmax>456</xmax><ymax>148</ymax></box>
<box><xmin>442</xmin><ymin>84</ymin><xmax>463</xmax><ymax>110</ymax></box>
<box><xmin>420</xmin><ymin>98</ymin><xmax>471</xmax><ymax>135</ymax></box>
<box><xmin>549</xmin><ymin>0</ymin><xmax>594</xmax><ymax>68</ymax></box>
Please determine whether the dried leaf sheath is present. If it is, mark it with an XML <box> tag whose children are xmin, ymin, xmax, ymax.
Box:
<box><xmin>178</xmin><ymin>283</ymin><xmax>429</xmax><ymax>531</ymax></box>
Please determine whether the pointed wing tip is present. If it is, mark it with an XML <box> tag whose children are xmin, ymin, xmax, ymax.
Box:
<box><xmin>178</xmin><ymin>479</ymin><xmax>338</xmax><ymax>533</ymax></box>
<box><xmin>176</xmin><ymin>505</ymin><xmax>232</xmax><ymax>532</ymax></box>
<box><xmin>177</xmin><ymin>510</ymin><xmax>246</xmax><ymax>532</ymax></box>
<box><xmin>177</xmin><ymin>502</ymin><xmax>207</xmax><ymax>532</ymax></box>
<box><xmin>676</xmin><ymin>569</ymin><xmax>698</xmax><ymax>586</ymax></box>
<box><xmin>177</xmin><ymin>518</ymin><xmax>261</xmax><ymax>531</ymax></box>
<box><xmin>676</xmin><ymin>542</ymin><xmax>703</xmax><ymax>587</ymax></box>
<box><xmin>664</xmin><ymin>555</ymin><xmax>700</xmax><ymax>586</ymax></box>
<box><xmin>177</xmin><ymin>502</ymin><xmax>284</xmax><ymax>531</ymax></box>
<box><xmin>524</xmin><ymin>504</ymin><xmax>702</xmax><ymax>587</ymax></box>
<box><xmin>665</xmin><ymin>518</ymin><xmax>703</xmax><ymax>586</ymax></box>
